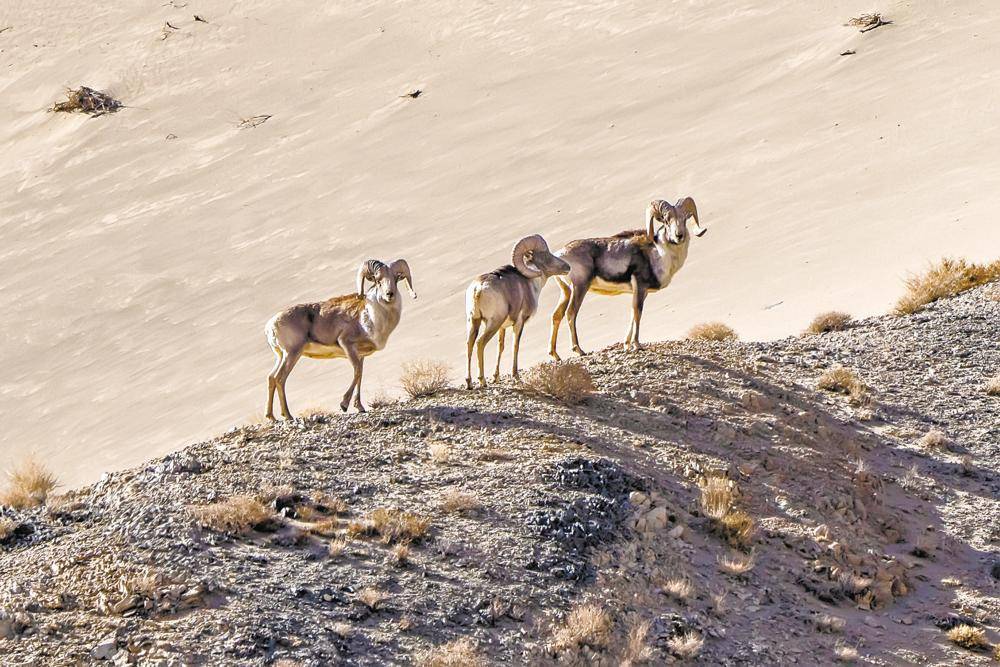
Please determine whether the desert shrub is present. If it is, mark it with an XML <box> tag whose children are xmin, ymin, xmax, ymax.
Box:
<box><xmin>192</xmin><ymin>496</ymin><xmax>274</xmax><ymax>534</ymax></box>
<box><xmin>551</xmin><ymin>603</ymin><xmax>612</xmax><ymax>652</ymax></box>
<box><xmin>1</xmin><ymin>459</ymin><xmax>58</xmax><ymax>509</ymax></box>
<box><xmin>834</xmin><ymin>643</ymin><xmax>858</xmax><ymax>663</ymax></box>
<box><xmin>815</xmin><ymin>614</ymin><xmax>845</xmax><ymax>634</ymax></box>
<box><xmin>717</xmin><ymin>550</ymin><xmax>755</xmax><ymax>575</ymax></box>
<box><xmin>661</xmin><ymin>578</ymin><xmax>693</xmax><ymax>603</ymax></box>
<box><xmin>357</xmin><ymin>587</ymin><xmax>387</xmax><ymax>610</ymax></box>
<box><xmin>427</xmin><ymin>442</ymin><xmax>451</xmax><ymax>464</ymax></box>
<box><xmin>817</xmin><ymin>366</ymin><xmax>868</xmax><ymax>405</ymax></box>
<box><xmin>894</xmin><ymin>257</ymin><xmax>1000</xmax><ymax>315</ymax></box>
<box><xmin>621</xmin><ymin>619</ymin><xmax>653</xmax><ymax>665</ymax></box>
<box><xmin>666</xmin><ymin>632</ymin><xmax>703</xmax><ymax>659</ymax></box>
<box><xmin>439</xmin><ymin>489</ymin><xmax>481</xmax><ymax>514</ymax></box>
<box><xmin>805</xmin><ymin>311</ymin><xmax>853</xmax><ymax>334</ymax></box>
<box><xmin>50</xmin><ymin>86</ymin><xmax>122</xmax><ymax>115</ymax></box>
<box><xmin>986</xmin><ymin>374</ymin><xmax>1000</xmax><ymax>396</ymax></box>
<box><xmin>918</xmin><ymin>428</ymin><xmax>949</xmax><ymax>452</ymax></box>
<box><xmin>400</xmin><ymin>360</ymin><xmax>451</xmax><ymax>398</ymax></box>
<box><xmin>699</xmin><ymin>473</ymin><xmax>755</xmax><ymax>549</ymax></box>
<box><xmin>368</xmin><ymin>508</ymin><xmax>431</xmax><ymax>544</ymax></box>
<box><xmin>415</xmin><ymin>637</ymin><xmax>487</xmax><ymax>667</ymax></box>
<box><xmin>522</xmin><ymin>361</ymin><xmax>594</xmax><ymax>405</ymax></box>
<box><xmin>946</xmin><ymin>624</ymin><xmax>988</xmax><ymax>650</ymax></box>
<box><xmin>687</xmin><ymin>322</ymin><xmax>738</xmax><ymax>341</ymax></box>
<box><xmin>718</xmin><ymin>510</ymin><xmax>755</xmax><ymax>549</ymax></box>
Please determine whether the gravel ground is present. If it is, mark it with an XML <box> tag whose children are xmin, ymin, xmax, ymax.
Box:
<box><xmin>1</xmin><ymin>285</ymin><xmax>997</xmax><ymax>665</ymax></box>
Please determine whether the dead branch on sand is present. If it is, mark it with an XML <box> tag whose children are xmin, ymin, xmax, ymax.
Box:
<box><xmin>848</xmin><ymin>13</ymin><xmax>891</xmax><ymax>33</ymax></box>
<box><xmin>238</xmin><ymin>114</ymin><xmax>272</xmax><ymax>129</ymax></box>
<box><xmin>50</xmin><ymin>87</ymin><xmax>123</xmax><ymax>115</ymax></box>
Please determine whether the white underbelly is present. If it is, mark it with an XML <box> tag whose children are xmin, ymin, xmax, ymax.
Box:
<box><xmin>302</xmin><ymin>342</ymin><xmax>346</xmax><ymax>359</ymax></box>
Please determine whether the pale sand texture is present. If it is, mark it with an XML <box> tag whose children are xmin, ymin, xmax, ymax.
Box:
<box><xmin>1</xmin><ymin>0</ymin><xmax>998</xmax><ymax>486</ymax></box>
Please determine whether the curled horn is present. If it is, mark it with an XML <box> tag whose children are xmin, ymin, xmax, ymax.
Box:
<box><xmin>512</xmin><ymin>235</ymin><xmax>547</xmax><ymax>279</ymax></box>
<box><xmin>646</xmin><ymin>199</ymin><xmax>677</xmax><ymax>240</ymax></box>
<box><xmin>356</xmin><ymin>259</ymin><xmax>387</xmax><ymax>296</ymax></box>
<box><xmin>675</xmin><ymin>197</ymin><xmax>705</xmax><ymax>237</ymax></box>
<box><xmin>389</xmin><ymin>258</ymin><xmax>416</xmax><ymax>298</ymax></box>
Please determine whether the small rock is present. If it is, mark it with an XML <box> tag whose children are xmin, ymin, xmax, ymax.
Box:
<box><xmin>91</xmin><ymin>633</ymin><xmax>118</xmax><ymax>660</ymax></box>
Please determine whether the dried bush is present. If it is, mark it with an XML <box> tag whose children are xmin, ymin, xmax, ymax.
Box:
<box><xmin>946</xmin><ymin>624</ymin><xmax>988</xmax><ymax>650</ymax></box>
<box><xmin>985</xmin><ymin>374</ymin><xmax>1000</xmax><ymax>396</ymax></box>
<box><xmin>686</xmin><ymin>322</ymin><xmax>738</xmax><ymax>342</ymax></box>
<box><xmin>415</xmin><ymin>637</ymin><xmax>487</xmax><ymax>667</ymax></box>
<box><xmin>817</xmin><ymin>366</ymin><xmax>868</xmax><ymax>405</ymax></box>
<box><xmin>357</xmin><ymin>587</ymin><xmax>387</xmax><ymax>610</ymax></box>
<box><xmin>666</xmin><ymin>632</ymin><xmax>703</xmax><ymax>659</ymax></box>
<box><xmin>427</xmin><ymin>442</ymin><xmax>451</xmax><ymax>465</ymax></box>
<box><xmin>699</xmin><ymin>473</ymin><xmax>735</xmax><ymax>520</ymax></box>
<box><xmin>815</xmin><ymin>614</ymin><xmax>846</xmax><ymax>634</ymax></box>
<box><xmin>894</xmin><ymin>257</ymin><xmax>1000</xmax><ymax>315</ymax></box>
<box><xmin>805</xmin><ymin>311</ymin><xmax>852</xmax><ymax>334</ymax></box>
<box><xmin>439</xmin><ymin>489</ymin><xmax>481</xmax><ymax>514</ymax></box>
<box><xmin>400</xmin><ymin>360</ymin><xmax>451</xmax><ymax>398</ymax></box>
<box><xmin>1</xmin><ymin>459</ymin><xmax>58</xmax><ymax>509</ymax></box>
<box><xmin>522</xmin><ymin>361</ymin><xmax>594</xmax><ymax>405</ymax></box>
<box><xmin>620</xmin><ymin>619</ymin><xmax>653</xmax><ymax>665</ymax></box>
<box><xmin>834</xmin><ymin>643</ymin><xmax>858</xmax><ymax>663</ymax></box>
<box><xmin>391</xmin><ymin>543</ymin><xmax>410</xmax><ymax>566</ymax></box>
<box><xmin>327</xmin><ymin>538</ymin><xmax>347</xmax><ymax>558</ymax></box>
<box><xmin>918</xmin><ymin>428</ymin><xmax>949</xmax><ymax>452</ymax></box>
<box><xmin>551</xmin><ymin>603</ymin><xmax>612</xmax><ymax>652</ymax></box>
<box><xmin>368</xmin><ymin>508</ymin><xmax>431</xmax><ymax>544</ymax></box>
<box><xmin>661</xmin><ymin>577</ymin><xmax>693</xmax><ymax>603</ymax></box>
<box><xmin>312</xmin><ymin>492</ymin><xmax>349</xmax><ymax>515</ymax></box>
<box><xmin>717</xmin><ymin>550</ymin><xmax>755</xmax><ymax>575</ymax></box>
<box><xmin>308</xmin><ymin>517</ymin><xmax>340</xmax><ymax>537</ymax></box>
<box><xmin>50</xmin><ymin>86</ymin><xmax>122</xmax><ymax>115</ymax></box>
<box><xmin>192</xmin><ymin>496</ymin><xmax>274</xmax><ymax>534</ymax></box>
<box><xmin>718</xmin><ymin>510</ymin><xmax>755</xmax><ymax>549</ymax></box>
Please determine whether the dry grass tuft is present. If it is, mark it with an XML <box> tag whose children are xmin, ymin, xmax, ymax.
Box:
<box><xmin>522</xmin><ymin>361</ymin><xmax>595</xmax><ymax>405</ymax></box>
<box><xmin>620</xmin><ymin>619</ymin><xmax>654</xmax><ymax>665</ymax></box>
<box><xmin>192</xmin><ymin>496</ymin><xmax>274</xmax><ymax>535</ymax></box>
<box><xmin>710</xmin><ymin>590</ymin><xmax>729</xmax><ymax>617</ymax></box>
<box><xmin>308</xmin><ymin>517</ymin><xmax>341</xmax><ymax>537</ymax></box>
<box><xmin>400</xmin><ymin>360</ymin><xmax>451</xmax><ymax>399</ymax></box>
<box><xmin>718</xmin><ymin>510</ymin><xmax>755</xmax><ymax>549</ymax></box>
<box><xmin>551</xmin><ymin>603</ymin><xmax>613</xmax><ymax>652</ymax></box>
<box><xmin>0</xmin><ymin>516</ymin><xmax>19</xmax><ymax>542</ymax></box>
<box><xmin>312</xmin><ymin>492</ymin><xmax>349</xmax><ymax>515</ymax></box>
<box><xmin>51</xmin><ymin>86</ymin><xmax>122</xmax><ymax>115</ymax></box>
<box><xmin>699</xmin><ymin>473</ymin><xmax>754</xmax><ymax>548</ymax></box>
<box><xmin>357</xmin><ymin>587</ymin><xmax>387</xmax><ymax>611</ymax></box>
<box><xmin>391</xmin><ymin>543</ymin><xmax>411</xmax><ymax>566</ymax></box>
<box><xmin>666</xmin><ymin>632</ymin><xmax>703</xmax><ymax>660</ymax></box>
<box><xmin>687</xmin><ymin>322</ymin><xmax>738</xmax><ymax>342</ymax></box>
<box><xmin>815</xmin><ymin>614</ymin><xmax>846</xmax><ymax>634</ymax></box>
<box><xmin>946</xmin><ymin>624</ymin><xmax>988</xmax><ymax>650</ymax></box>
<box><xmin>805</xmin><ymin>311</ymin><xmax>853</xmax><ymax>335</ymax></box>
<box><xmin>327</xmin><ymin>537</ymin><xmax>348</xmax><ymax>558</ymax></box>
<box><xmin>918</xmin><ymin>428</ymin><xmax>949</xmax><ymax>452</ymax></box>
<box><xmin>439</xmin><ymin>489</ymin><xmax>481</xmax><ymax>514</ymax></box>
<box><xmin>717</xmin><ymin>550</ymin><xmax>755</xmax><ymax>575</ymax></box>
<box><xmin>894</xmin><ymin>257</ymin><xmax>1000</xmax><ymax>315</ymax></box>
<box><xmin>415</xmin><ymin>637</ymin><xmax>487</xmax><ymax>667</ymax></box>
<box><xmin>368</xmin><ymin>508</ymin><xmax>431</xmax><ymax>544</ymax></box>
<box><xmin>817</xmin><ymin>365</ymin><xmax>868</xmax><ymax>405</ymax></box>
<box><xmin>1</xmin><ymin>459</ymin><xmax>58</xmax><ymax>509</ymax></box>
<box><xmin>661</xmin><ymin>577</ymin><xmax>693</xmax><ymax>604</ymax></box>
<box><xmin>478</xmin><ymin>448</ymin><xmax>515</xmax><ymax>462</ymax></box>
<box><xmin>985</xmin><ymin>374</ymin><xmax>1000</xmax><ymax>396</ymax></box>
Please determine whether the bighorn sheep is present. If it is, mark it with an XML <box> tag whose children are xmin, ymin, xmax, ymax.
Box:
<box><xmin>265</xmin><ymin>259</ymin><xmax>415</xmax><ymax>418</ymax></box>
<box><xmin>465</xmin><ymin>235</ymin><xmax>570</xmax><ymax>389</ymax></box>
<box><xmin>549</xmin><ymin>197</ymin><xmax>706</xmax><ymax>358</ymax></box>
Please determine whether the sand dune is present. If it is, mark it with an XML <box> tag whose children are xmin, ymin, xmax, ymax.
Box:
<box><xmin>1</xmin><ymin>0</ymin><xmax>998</xmax><ymax>486</ymax></box>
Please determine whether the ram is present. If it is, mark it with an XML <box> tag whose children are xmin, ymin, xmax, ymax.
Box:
<box><xmin>549</xmin><ymin>197</ymin><xmax>706</xmax><ymax>358</ymax></box>
<box><xmin>465</xmin><ymin>235</ymin><xmax>570</xmax><ymax>389</ymax></box>
<box><xmin>264</xmin><ymin>259</ymin><xmax>415</xmax><ymax>418</ymax></box>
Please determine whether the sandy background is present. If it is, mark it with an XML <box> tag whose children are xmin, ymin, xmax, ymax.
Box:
<box><xmin>1</xmin><ymin>0</ymin><xmax>998</xmax><ymax>487</ymax></box>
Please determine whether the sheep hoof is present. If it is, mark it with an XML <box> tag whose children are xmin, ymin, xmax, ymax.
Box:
<box><xmin>265</xmin><ymin>413</ymin><xmax>275</xmax><ymax>421</ymax></box>
<box><xmin>492</xmin><ymin>374</ymin><xmax>501</xmax><ymax>383</ymax></box>
<box><xmin>355</xmin><ymin>404</ymin><xmax>366</xmax><ymax>413</ymax></box>
<box><xmin>465</xmin><ymin>379</ymin><xmax>474</xmax><ymax>390</ymax></box>
<box><xmin>549</xmin><ymin>352</ymin><xmax>561</xmax><ymax>361</ymax></box>
<box><xmin>340</xmin><ymin>402</ymin><xmax>349</xmax><ymax>412</ymax></box>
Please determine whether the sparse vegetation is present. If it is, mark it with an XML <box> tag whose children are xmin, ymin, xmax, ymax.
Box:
<box><xmin>699</xmin><ymin>472</ymin><xmax>755</xmax><ymax>549</ymax></box>
<box><xmin>478</xmin><ymin>448</ymin><xmax>515</xmax><ymax>462</ymax></box>
<box><xmin>391</xmin><ymin>543</ymin><xmax>410</xmax><ymax>566</ymax></box>
<box><xmin>400</xmin><ymin>360</ymin><xmax>451</xmax><ymax>399</ymax></box>
<box><xmin>551</xmin><ymin>603</ymin><xmax>612</xmax><ymax>652</ymax></box>
<box><xmin>191</xmin><ymin>496</ymin><xmax>274</xmax><ymax>535</ymax></box>
<box><xmin>439</xmin><ymin>489</ymin><xmax>481</xmax><ymax>514</ymax></box>
<box><xmin>415</xmin><ymin>637</ymin><xmax>487</xmax><ymax>667</ymax></box>
<box><xmin>710</xmin><ymin>590</ymin><xmax>729</xmax><ymax>617</ymax></box>
<box><xmin>522</xmin><ymin>361</ymin><xmax>594</xmax><ymax>405</ymax></box>
<box><xmin>620</xmin><ymin>619</ymin><xmax>653</xmax><ymax>665</ymax></box>
<box><xmin>661</xmin><ymin>577</ymin><xmax>693</xmax><ymax>603</ymax></box>
<box><xmin>986</xmin><ymin>374</ymin><xmax>1000</xmax><ymax>396</ymax></box>
<box><xmin>815</xmin><ymin>614</ymin><xmax>846</xmax><ymax>634</ymax></box>
<box><xmin>946</xmin><ymin>624</ymin><xmax>988</xmax><ymax>650</ymax></box>
<box><xmin>687</xmin><ymin>321</ymin><xmax>738</xmax><ymax>342</ymax></box>
<box><xmin>717</xmin><ymin>550</ymin><xmax>755</xmax><ymax>575</ymax></box>
<box><xmin>894</xmin><ymin>257</ymin><xmax>1000</xmax><ymax>315</ymax></box>
<box><xmin>666</xmin><ymin>632</ymin><xmax>703</xmax><ymax>660</ymax></box>
<box><xmin>367</xmin><ymin>507</ymin><xmax>431</xmax><ymax>544</ymax></box>
<box><xmin>1</xmin><ymin>459</ymin><xmax>58</xmax><ymax>509</ymax></box>
<box><xmin>918</xmin><ymin>428</ymin><xmax>949</xmax><ymax>452</ymax></box>
<box><xmin>834</xmin><ymin>643</ymin><xmax>859</xmax><ymax>663</ymax></box>
<box><xmin>805</xmin><ymin>311</ymin><xmax>853</xmax><ymax>334</ymax></box>
<box><xmin>327</xmin><ymin>537</ymin><xmax>347</xmax><ymax>558</ymax></box>
<box><xmin>817</xmin><ymin>365</ymin><xmax>868</xmax><ymax>405</ymax></box>
<box><xmin>427</xmin><ymin>442</ymin><xmax>451</xmax><ymax>465</ymax></box>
